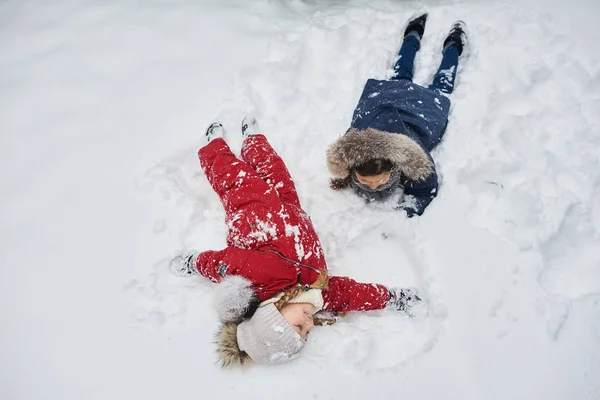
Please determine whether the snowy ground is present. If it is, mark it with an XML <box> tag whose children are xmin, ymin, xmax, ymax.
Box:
<box><xmin>1</xmin><ymin>0</ymin><xmax>600</xmax><ymax>399</ymax></box>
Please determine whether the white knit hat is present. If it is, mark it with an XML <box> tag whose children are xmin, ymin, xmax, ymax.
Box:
<box><xmin>236</xmin><ymin>304</ymin><xmax>306</xmax><ymax>364</ymax></box>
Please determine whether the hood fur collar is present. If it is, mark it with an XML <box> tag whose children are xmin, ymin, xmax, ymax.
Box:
<box><xmin>327</xmin><ymin>128</ymin><xmax>432</xmax><ymax>181</ymax></box>
<box><xmin>216</xmin><ymin>322</ymin><xmax>253</xmax><ymax>367</ymax></box>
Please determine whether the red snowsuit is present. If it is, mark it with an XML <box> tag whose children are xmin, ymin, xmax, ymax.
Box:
<box><xmin>196</xmin><ymin>136</ymin><xmax>390</xmax><ymax>312</ymax></box>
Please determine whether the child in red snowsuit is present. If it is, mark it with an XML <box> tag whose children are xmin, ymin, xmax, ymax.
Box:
<box><xmin>171</xmin><ymin>117</ymin><xmax>423</xmax><ymax>366</ymax></box>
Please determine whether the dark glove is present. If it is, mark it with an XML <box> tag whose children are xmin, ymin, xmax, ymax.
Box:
<box><xmin>330</xmin><ymin>177</ymin><xmax>350</xmax><ymax>190</ymax></box>
<box><xmin>387</xmin><ymin>287</ymin><xmax>427</xmax><ymax>317</ymax></box>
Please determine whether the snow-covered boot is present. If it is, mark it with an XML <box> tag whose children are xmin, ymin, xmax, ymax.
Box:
<box><xmin>169</xmin><ymin>252</ymin><xmax>199</xmax><ymax>277</ymax></box>
<box><xmin>443</xmin><ymin>21</ymin><xmax>467</xmax><ymax>56</ymax></box>
<box><xmin>403</xmin><ymin>11</ymin><xmax>428</xmax><ymax>39</ymax></box>
<box><xmin>387</xmin><ymin>287</ymin><xmax>427</xmax><ymax>317</ymax></box>
<box><xmin>205</xmin><ymin>122</ymin><xmax>225</xmax><ymax>143</ymax></box>
<box><xmin>241</xmin><ymin>116</ymin><xmax>261</xmax><ymax>139</ymax></box>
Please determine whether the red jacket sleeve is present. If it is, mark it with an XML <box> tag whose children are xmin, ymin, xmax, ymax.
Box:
<box><xmin>195</xmin><ymin>248</ymin><xmax>299</xmax><ymax>301</ymax></box>
<box><xmin>321</xmin><ymin>276</ymin><xmax>390</xmax><ymax>312</ymax></box>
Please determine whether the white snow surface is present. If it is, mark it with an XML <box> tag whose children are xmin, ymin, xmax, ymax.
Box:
<box><xmin>1</xmin><ymin>0</ymin><xmax>600</xmax><ymax>399</ymax></box>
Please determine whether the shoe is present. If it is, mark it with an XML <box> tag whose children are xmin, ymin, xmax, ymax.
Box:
<box><xmin>443</xmin><ymin>20</ymin><xmax>467</xmax><ymax>56</ymax></box>
<box><xmin>403</xmin><ymin>11</ymin><xmax>428</xmax><ymax>39</ymax></box>
<box><xmin>170</xmin><ymin>252</ymin><xmax>199</xmax><ymax>277</ymax></box>
<box><xmin>241</xmin><ymin>116</ymin><xmax>261</xmax><ymax>139</ymax></box>
<box><xmin>387</xmin><ymin>287</ymin><xmax>427</xmax><ymax>317</ymax></box>
<box><xmin>205</xmin><ymin>122</ymin><xmax>224</xmax><ymax>142</ymax></box>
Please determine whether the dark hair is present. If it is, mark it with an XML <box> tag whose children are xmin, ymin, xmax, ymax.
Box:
<box><xmin>353</xmin><ymin>159</ymin><xmax>393</xmax><ymax>177</ymax></box>
<box><xmin>242</xmin><ymin>295</ymin><xmax>261</xmax><ymax>319</ymax></box>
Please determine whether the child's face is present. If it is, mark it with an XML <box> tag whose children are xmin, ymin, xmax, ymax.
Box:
<box><xmin>279</xmin><ymin>303</ymin><xmax>314</xmax><ymax>340</ymax></box>
<box><xmin>355</xmin><ymin>171</ymin><xmax>391</xmax><ymax>189</ymax></box>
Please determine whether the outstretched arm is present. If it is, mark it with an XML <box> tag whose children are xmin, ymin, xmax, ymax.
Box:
<box><xmin>321</xmin><ymin>276</ymin><xmax>390</xmax><ymax>312</ymax></box>
<box><xmin>195</xmin><ymin>248</ymin><xmax>297</xmax><ymax>301</ymax></box>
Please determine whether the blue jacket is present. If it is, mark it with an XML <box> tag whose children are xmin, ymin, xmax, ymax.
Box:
<box><xmin>327</xmin><ymin>79</ymin><xmax>451</xmax><ymax>216</ymax></box>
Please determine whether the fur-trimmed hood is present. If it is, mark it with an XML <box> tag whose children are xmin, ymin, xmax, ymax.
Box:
<box><xmin>327</xmin><ymin>128</ymin><xmax>433</xmax><ymax>182</ymax></box>
<box><xmin>216</xmin><ymin>322</ymin><xmax>253</xmax><ymax>367</ymax></box>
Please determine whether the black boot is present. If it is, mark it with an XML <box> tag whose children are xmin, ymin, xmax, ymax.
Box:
<box><xmin>443</xmin><ymin>20</ymin><xmax>467</xmax><ymax>56</ymax></box>
<box><xmin>403</xmin><ymin>12</ymin><xmax>428</xmax><ymax>39</ymax></box>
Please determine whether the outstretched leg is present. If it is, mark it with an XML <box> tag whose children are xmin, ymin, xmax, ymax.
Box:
<box><xmin>428</xmin><ymin>21</ymin><xmax>467</xmax><ymax>94</ymax></box>
<box><xmin>391</xmin><ymin>35</ymin><xmax>421</xmax><ymax>81</ymax></box>
<box><xmin>199</xmin><ymin>137</ymin><xmax>280</xmax><ymax>214</ymax></box>
<box><xmin>428</xmin><ymin>45</ymin><xmax>459</xmax><ymax>94</ymax></box>
<box><xmin>391</xmin><ymin>12</ymin><xmax>428</xmax><ymax>81</ymax></box>
<box><xmin>240</xmin><ymin>123</ymin><xmax>301</xmax><ymax>208</ymax></box>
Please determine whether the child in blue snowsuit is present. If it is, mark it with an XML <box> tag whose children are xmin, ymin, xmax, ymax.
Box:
<box><xmin>327</xmin><ymin>13</ymin><xmax>467</xmax><ymax>217</ymax></box>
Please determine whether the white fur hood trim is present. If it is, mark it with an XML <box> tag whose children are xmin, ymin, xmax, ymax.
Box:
<box><xmin>213</xmin><ymin>276</ymin><xmax>256</xmax><ymax>323</ymax></box>
<box><xmin>327</xmin><ymin>128</ymin><xmax>433</xmax><ymax>181</ymax></box>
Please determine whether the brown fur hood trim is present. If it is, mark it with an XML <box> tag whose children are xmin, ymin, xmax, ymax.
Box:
<box><xmin>215</xmin><ymin>322</ymin><xmax>253</xmax><ymax>367</ymax></box>
<box><xmin>327</xmin><ymin>128</ymin><xmax>433</xmax><ymax>182</ymax></box>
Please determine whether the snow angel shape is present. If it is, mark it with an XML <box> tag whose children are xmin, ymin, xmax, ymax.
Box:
<box><xmin>171</xmin><ymin>117</ymin><xmax>424</xmax><ymax>367</ymax></box>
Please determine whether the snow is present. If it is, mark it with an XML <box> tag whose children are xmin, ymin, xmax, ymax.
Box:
<box><xmin>246</xmin><ymin>218</ymin><xmax>278</xmax><ymax>242</ymax></box>
<box><xmin>1</xmin><ymin>0</ymin><xmax>600</xmax><ymax>399</ymax></box>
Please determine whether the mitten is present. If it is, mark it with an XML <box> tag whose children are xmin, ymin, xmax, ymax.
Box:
<box><xmin>170</xmin><ymin>252</ymin><xmax>200</xmax><ymax>277</ymax></box>
<box><xmin>387</xmin><ymin>287</ymin><xmax>427</xmax><ymax>317</ymax></box>
<box><xmin>330</xmin><ymin>177</ymin><xmax>350</xmax><ymax>190</ymax></box>
<box><xmin>395</xmin><ymin>205</ymin><xmax>416</xmax><ymax>218</ymax></box>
